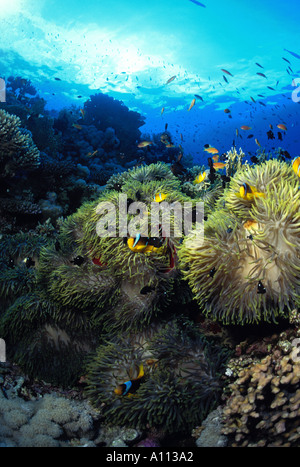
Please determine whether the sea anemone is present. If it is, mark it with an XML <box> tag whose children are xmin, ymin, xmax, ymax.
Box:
<box><xmin>179</xmin><ymin>175</ymin><xmax>300</xmax><ymax>324</ymax></box>
<box><xmin>0</xmin><ymin>290</ymin><xmax>98</xmax><ymax>385</ymax></box>
<box><xmin>85</xmin><ymin>320</ymin><xmax>228</xmax><ymax>433</ymax></box>
<box><xmin>223</xmin><ymin>159</ymin><xmax>297</xmax><ymax>218</ymax></box>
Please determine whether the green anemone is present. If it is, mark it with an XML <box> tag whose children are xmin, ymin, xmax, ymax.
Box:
<box><xmin>179</xmin><ymin>184</ymin><xmax>300</xmax><ymax>324</ymax></box>
<box><xmin>85</xmin><ymin>320</ymin><xmax>228</xmax><ymax>433</ymax></box>
<box><xmin>223</xmin><ymin>159</ymin><xmax>297</xmax><ymax>218</ymax></box>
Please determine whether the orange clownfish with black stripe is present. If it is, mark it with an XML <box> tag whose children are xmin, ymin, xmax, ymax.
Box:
<box><xmin>114</xmin><ymin>364</ymin><xmax>144</xmax><ymax>396</ymax></box>
<box><xmin>292</xmin><ymin>157</ymin><xmax>300</xmax><ymax>177</ymax></box>
<box><xmin>235</xmin><ymin>183</ymin><xmax>265</xmax><ymax>201</ymax></box>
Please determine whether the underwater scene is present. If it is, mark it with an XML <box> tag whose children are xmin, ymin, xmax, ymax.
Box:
<box><xmin>0</xmin><ymin>0</ymin><xmax>300</xmax><ymax>450</ymax></box>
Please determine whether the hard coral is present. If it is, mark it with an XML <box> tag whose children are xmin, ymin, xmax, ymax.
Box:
<box><xmin>83</xmin><ymin>92</ymin><xmax>145</xmax><ymax>158</ymax></box>
<box><xmin>222</xmin><ymin>343</ymin><xmax>300</xmax><ymax>446</ymax></box>
<box><xmin>0</xmin><ymin>109</ymin><xmax>40</xmax><ymax>176</ymax></box>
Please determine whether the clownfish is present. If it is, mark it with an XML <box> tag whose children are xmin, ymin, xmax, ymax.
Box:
<box><xmin>235</xmin><ymin>183</ymin><xmax>265</xmax><ymax>201</ymax></box>
<box><xmin>193</xmin><ymin>171</ymin><xmax>206</xmax><ymax>184</ymax></box>
<box><xmin>153</xmin><ymin>193</ymin><xmax>167</xmax><ymax>202</ymax></box>
<box><xmin>292</xmin><ymin>157</ymin><xmax>300</xmax><ymax>177</ymax></box>
<box><xmin>114</xmin><ymin>364</ymin><xmax>144</xmax><ymax>396</ymax></box>
<box><xmin>127</xmin><ymin>233</ymin><xmax>165</xmax><ymax>253</ymax></box>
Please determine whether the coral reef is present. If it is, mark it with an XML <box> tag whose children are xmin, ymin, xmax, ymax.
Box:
<box><xmin>222</xmin><ymin>330</ymin><xmax>300</xmax><ymax>446</ymax></box>
<box><xmin>83</xmin><ymin>93</ymin><xmax>145</xmax><ymax>159</ymax></box>
<box><xmin>0</xmin><ymin>390</ymin><xmax>100</xmax><ymax>447</ymax></box>
<box><xmin>0</xmin><ymin>108</ymin><xmax>40</xmax><ymax>176</ymax></box>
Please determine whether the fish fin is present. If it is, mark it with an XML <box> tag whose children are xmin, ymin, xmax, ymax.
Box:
<box><xmin>133</xmin><ymin>233</ymin><xmax>141</xmax><ymax>248</ymax></box>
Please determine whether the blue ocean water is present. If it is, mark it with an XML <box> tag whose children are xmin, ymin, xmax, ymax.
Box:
<box><xmin>1</xmin><ymin>0</ymin><xmax>300</xmax><ymax>163</ymax></box>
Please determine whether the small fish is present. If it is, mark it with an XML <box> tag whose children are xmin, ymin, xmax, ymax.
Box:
<box><xmin>193</xmin><ymin>171</ymin><xmax>206</xmax><ymax>184</ymax></box>
<box><xmin>255</xmin><ymin>138</ymin><xmax>261</xmax><ymax>147</ymax></box>
<box><xmin>267</xmin><ymin>130</ymin><xmax>275</xmax><ymax>140</ymax></box>
<box><xmin>277</xmin><ymin>124</ymin><xmax>287</xmax><ymax>131</ymax></box>
<box><xmin>213</xmin><ymin>162</ymin><xmax>226</xmax><ymax>170</ymax></box>
<box><xmin>251</xmin><ymin>156</ymin><xmax>259</xmax><ymax>164</ymax></box>
<box><xmin>284</xmin><ymin>48</ymin><xmax>300</xmax><ymax>60</ymax></box>
<box><xmin>204</xmin><ymin>147</ymin><xmax>219</xmax><ymax>154</ymax></box>
<box><xmin>255</xmin><ymin>63</ymin><xmax>264</xmax><ymax>68</ymax></box>
<box><xmin>224</xmin><ymin>108</ymin><xmax>231</xmax><ymax>113</ymax></box>
<box><xmin>267</xmin><ymin>86</ymin><xmax>276</xmax><ymax>91</ymax></box>
<box><xmin>165</xmin><ymin>75</ymin><xmax>176</xmax><ymax>85</ymax></box>
<box><xmin>240</xmin><ymin>125</ymin><xmax>252</xmax><ymax>130</ymax></box>
<box><xmin>223</xmin><ymin>75</ymin><xmax>229</xmax><ymax>84</ymax></box>
<box><xmin>80</xmin><ymin>108</ymin><xmax>85</xmax><ymax>118</ymax></box>
<box><xmin>247</xmin><ymin>134</ymin><xmax>254</xmax><ymax>139</ymax></box>
<box><xmin>72</xmin><ymin>123</ymin><xmax>82</xmax><ymax>130</ymax></box>
<box><xmin>257</xmin><ymin>72</ymin><xmax>267</xmax><ymax>79</ymax></box>
<box><xmin>161</xmin><ymin>107</ymin><xmax>165</xmax><ymax>115</ymax></box>
<box><xmin>209</xmin><ymin>266</ymin><xmax>216</xmax><ymax>278</ymax></box>
<box><xmin>235</xmin><ymin>183</ymin><xmax>265</xmax><ymax>201</ymax></box>
<box><xmin>166</xmin><ymin>143</ymin><xmax>175</xmax><ymax>148</ymax></box>
<box><xmin>153</xmin><ymin>193</ymin><xmax>167</xmax><ymax>202</ymax></box>
<box><xmin>282</xmin><ymin>57</ymin><xmax>291</xmax><ymax>64</ymax></box>
<box><xmin>188</xmin><ymin>98</ymin><xmax>196</xmax><ymax>111</ymax></box>
<box><xmin>137</xmin><ymin>141</ymin><xmax>153</xmax><ymax>148</ymax></box>
<box><xmin>250</xmin><ymin>96</ymin><xmax>256</xmax><ymax>103</ymax></box>
<box><xmin>189</xmin><ymin>0</ymin><xmax>206</xmax><ymax>6</ymax></box>
<box><xmin>86</xmin><ymin>150</ymin><xmax>98</xmax><ymax>158</ymax></box>
<box><xmin>71</xmin><ymin>256</ymin><xmax>85</xmax><ymax>266</ymax></box>
<box><xmin>257</xmin><ymin>280</ymin><xmax>266</xmax><ymax>294</ymax></box>
<box><xmin>194</xmin><ymin>94</ymin><xmax>203</xmax><ymax>101</ymax></box>
<box><xmin>54</xmin><ymin>77</ymin><xmax>61</xmax><ymax>81</ymax></box>
<box><xmin>221</xmin><ymin>69</ymin><xmax>233</xmax><ymax>76</ymax></box>
<box><xmin>281</xmin><ymin>150</ymin><xmax>291</xmax><ymax>159</ymax></box>
<box><xmin>22</xmin><ymin>257</ymin><xmax>35</xmax><ymax>268</ymax></box>
<box><xmin>114</xmin><ymin>364</ymin><xmax>145</xmax><ymax>396</ymax></box>
<box><xmin>212</xmin><ymin>155</ymin><xmax>219</xmax><ymax>162</ymax></box>
<box><xmin>292</xmin><ymin>157</ymin><xmax>300</xmax><ymax>176</ymax></box>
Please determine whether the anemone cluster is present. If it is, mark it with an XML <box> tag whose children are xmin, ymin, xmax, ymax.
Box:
<box><xmin>179</xmin><ymin>159</ymin><xmax>300</xmax><ymax>325</ymax></box>
<box><xmin>0</xmin><ymin>158</ymin><xmax>230</xmax><ymax>434</ymax></box>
